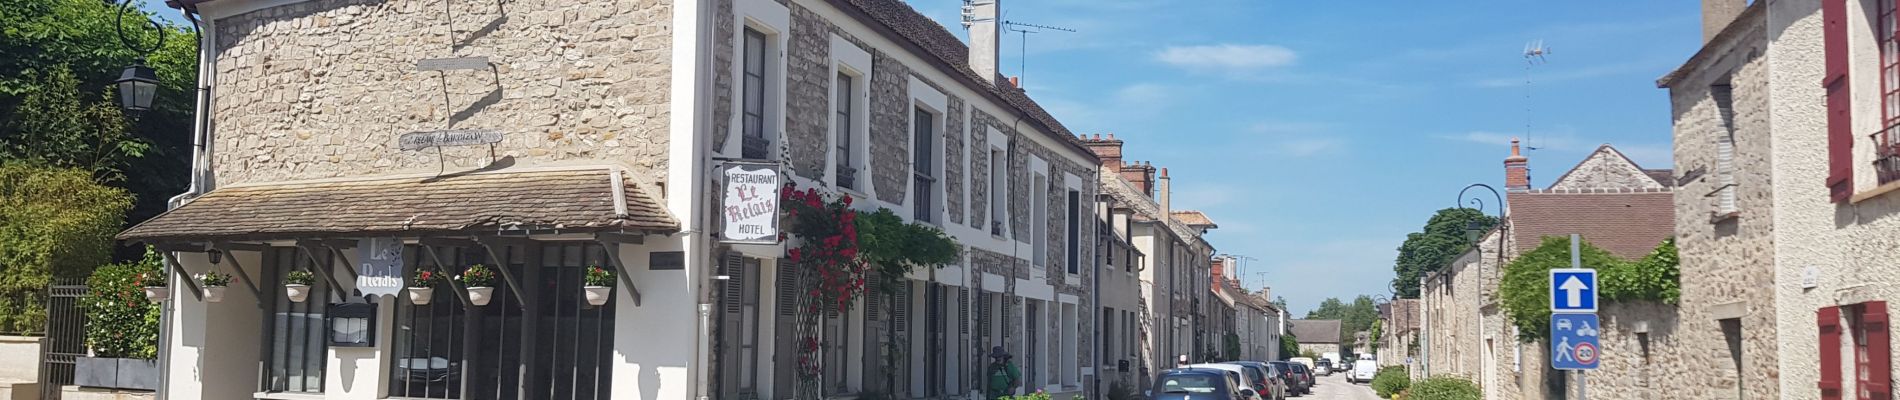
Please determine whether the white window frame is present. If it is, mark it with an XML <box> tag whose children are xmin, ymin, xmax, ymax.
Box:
<box><xmin>909</xmin><ymin>77</ymin><xmax>949</xmax><ymax>225</ymax></box>
<box><xmin>828</xmin><ymin>34</ymin><xmax>872</xmax><ymax>196</ymax></box>
<box><xmin>724</xmin><ymin>0</ymin><xmax>790</xmax><ymax>161</ymax></box>
<box><xmin>987</xmin><ymin>128</ymin><xmax>1010</xmax><ymax>239</ymax></box>
<box><xmin>1030</xmin><ymin>156</ymin><xmax>1050</xmax><ymax>270</ymax></box>
<box><xmin>1063</xmin><ymin>173</ymin><xmax>1084</xmax><ymax>284</ymax></box>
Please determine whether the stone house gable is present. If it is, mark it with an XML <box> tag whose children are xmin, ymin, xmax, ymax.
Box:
<box><xmin>1545</xmin><ymin>145</ymin><xmax>1671</xmax><ymax>191</ymax></box>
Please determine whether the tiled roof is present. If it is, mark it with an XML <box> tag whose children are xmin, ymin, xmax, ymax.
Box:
<box><xmin>1506</xmin><ymin>191</ymin><xmax>1673</xmax><ymax>260</ymax></box>
<box><xmin>832</xmin><ymin>0</ymin><xmax>1096</xmax><ymax>161</ymax></box>
<box><xmin>1171</xmin><ymin>210</ymin><xmax>1217</xmax><ymax>228</ymax></box>
<box><xmin>1289</xmin><ymin>319</ymin><xmax>1342</xmax><ymax>343</ymax></box>
<box><xmin>119</xmin><ymin>169</ymin><xmax>677</xmax><ymax>242</ymax></box>
<box><xmin>1098</xmin><ymin>170</ymin><xmax>1208</xmax><ymax>248</ymax></box>
<box><xmin>1644</xmin><ymin>169</ymin><xmax>1677</xmax><ymax>187</ymax></box>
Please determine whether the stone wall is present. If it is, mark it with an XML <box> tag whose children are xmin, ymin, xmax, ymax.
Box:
<box><xmin>1545</xmin><ymin>147</ymin><xmax>1666</xmax><ymax>191</ymax></box>
<box><xmin>1666</xmin><ymin>6</ymin><xmax>1780</xmax><ymax>400</ymax></box>
<box><xmin>210</xmin><ymin>0</ymin><xmax>673</xmax><ymax>185</ymax></box>
<box><xmin>785</xmin><ymin>6</ymin><xmax>831</xmax><ymax>178</ymax></box>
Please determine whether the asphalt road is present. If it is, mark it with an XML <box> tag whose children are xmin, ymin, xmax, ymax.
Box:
<box><xmin>1298</xmin><ymin>373</ymin><xmax>1382</xmax><ymax>400</ymax></box>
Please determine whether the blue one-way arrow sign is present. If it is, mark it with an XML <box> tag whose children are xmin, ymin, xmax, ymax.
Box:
<box><xmin>1550</xmin><ymin>269</ymin><xmax>1597</xmax><ymax>313</ymax></box>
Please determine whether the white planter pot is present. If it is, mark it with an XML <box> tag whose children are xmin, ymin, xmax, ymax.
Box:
<box><xmin>285</xmin><ymin>284</ymin><xmax>310</xmax><ymax>303</ymax></box>
<box><xmin>467</xmin><ymin>287</ymin><xmax>494</xmax><ymax>306</ymax></box>
<box><xmin>408</xmin><ymin>287</ymin><xmax>434</xmax><ymax>305</ymax></box>
<box><xmin>141</xmin><ymin>287</ymin><xmax>169</xmax><ymax>302</ymax></box>
<box><xmin>583</xmin><ymin>286</ymin><xmax>612</xmax><ymax>306</ymax></box>
<box><xmin>202</xmin><ymin>286</ymin><xmax>225</xmax><ymax>303</ymax></box>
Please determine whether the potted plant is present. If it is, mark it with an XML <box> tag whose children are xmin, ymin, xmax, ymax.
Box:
<box><xmin>135</xmin><ymin>271</ymin><xmax>168</xmax><ymax>302</ymax></box>
<box><xmin>284</xmin><ymin>270</ymin><xmax>315</xmax><ymax>303</ymax></box>
<box><xmin>409</xmin><ymin>269</ymin><xmax>438</xmax><ymax>305</ymax></box>
<box><xmin>197</xmin><ymin>271</ymin><xmax>231</xmax><ymax>302</ymax></box>
<box><xmin>583</xmin><ymin>265</ymin><xmax>614</xmax><ymax>306</ymax></box>
<box><xmin>457</xmin><ymin>264</ymin><xmax>497</xmax><ymax>306</ymax></box>
<box><xmin>77</xmin><ymin>249</ymin><xmax>163</xmax><ymax>391</ymax></box>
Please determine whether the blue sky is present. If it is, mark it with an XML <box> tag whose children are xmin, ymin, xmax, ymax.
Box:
<box><xmin>905</xmin><ymin>0</ymin><xmax>1702</xmax><ymax>315</ymax></box>
<box><xmin>144</xmin><ymin>1</ymin><xmax>1703</xmax><ymax>315</ymax></box>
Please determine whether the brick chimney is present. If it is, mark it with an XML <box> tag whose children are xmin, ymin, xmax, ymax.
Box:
<box><xmin>1505</xmin><ymin>138</ymin><xmax>1531</xmax><ymax>191</ymax></box>
<box><xmin>1703</xmin><ymin>0</ymin><xmax>1746</xmax><ymax>44</ymax></box>
<box><xmin>1121</xmin><ymin>161</ymin><xmax>1155</xmax><ymax>195</ymax></box>
<box><xmin>966</xmin><ymin>0</ymin><xmax>1001</xmax><ymax>84</ymax></box>
<box><xmin>1211</xmin><ymin>257</ymin><xmax>1225</xmax><ymax>287</ymax></box>
<box><xmin>1082</xmin><ymin>133</ymin><xmax>1125</xmax><ymax>173</ymax></box>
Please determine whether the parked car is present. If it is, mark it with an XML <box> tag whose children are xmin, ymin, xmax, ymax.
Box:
<box><xmin>1267</xmin><ymin>361</ymin><xmax>1302</xmax><ymax>397</ymax></box>
<box><xmin>1223</xmin><ymin>361</ymin><xmax>1286</xmax><ymax>400</ymax></box>
<box><xmin>1182</xmin><ymin>364</ymin><xmax>1262</xmax><ymax>399</ymax></box>
<box><xmin>1348</xmin><ymin>360</ymin><xmax>1379</xmax><ymax>384</ymax></box>
<box><xmin>1286</xmin><ymin>362</ymin><xmax>1315</xmax><ymax>394</ymax></box>
<box><xmin>1150</xmin><ymin>368</ymin><xmax>1252</xmax><ymax>400</ymax></box>
<box><xmin>1289</xmin><ymin>357</ymin><xmax>1315</xmax><ymax>371</ymax></box>
<box><xmin>1312</xmin><ymin>359</ymin><xmax>1332</xmax><ymax>376</ymax></box>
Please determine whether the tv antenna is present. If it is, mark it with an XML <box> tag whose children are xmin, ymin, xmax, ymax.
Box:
<box><xmin>1003</xmin><ymin>19</ymin><xmax>1075</xmax><ymax>87</ymax></box>
<box><xmin>1522</xmin><ymin>40</ymin><xmax>1551</xmax><ymax>151</ymax></box>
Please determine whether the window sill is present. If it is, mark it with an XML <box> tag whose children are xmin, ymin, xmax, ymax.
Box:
<box><xmin>1709</xmin><ymin>210</ymin><xmax>1740</xmax><ymax>223</ymax></box>
<box><xmin>253</xmin><ymin>392</ymin><xmax>324</xmax><ymax>400</ymax></box>
<box><xmin>1849</xmin><ymin>179</ymin><xmax>1900</xmax><ymax>204</ymax></box>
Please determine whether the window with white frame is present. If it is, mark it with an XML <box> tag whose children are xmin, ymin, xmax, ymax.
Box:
<box><xmin>1031</xmin><ymin>171</ymin><xmax>1048</xmax><ymax>267</ymax></box>
<box><xmin>740</xmin><ymin>27</ymin><xmax>771</xmax><ymax>160</ymax></box>
<box><xmin>1066</xmin><ymin>189</ymin><xmax>1080</xmax><ymax>275</ymax></box>
<box><xmin>1061</xmin><ymin>302</ymin><xmax>1078</xmax><ymax>385</ymax></box>
<box><xmin>834</xmin><ymin>71</ymin><xmax>858</xmax><ymax>189</ymax></box>
<box><xmin>989</xmin><ymin>146</ymin><xmax>1007</xmax><ymax>236</ymax></box>
<box><xmin>913</xmin><ymin>107</ymin><xmax>938</xmax><ymax>222</ymax></box>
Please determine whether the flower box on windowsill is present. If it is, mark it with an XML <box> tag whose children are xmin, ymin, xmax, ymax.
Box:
<box><xmin>74</xmin><ymin>357</ymin><xmax>159</xmax><ymax>391</ymax></box>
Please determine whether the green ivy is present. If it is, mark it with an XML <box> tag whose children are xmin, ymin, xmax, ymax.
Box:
<box><xmin>1497</xmin><ymin>236</ymin><xmax>1680</xmax><ymax>341</ymax></box>
<box><xmin>0</xmin><ymin>163</ymin><xmax>131</xmax><ymax>334</ymax></box>
<box><xmin>82</xmin><ymin>246</ymin><xmax>161</xmax><ymax>359</ymax></box>
<box><xmin>853</xmin><ymin>208</ymin><xmax>960</xmax><ymax>294</ymax></box>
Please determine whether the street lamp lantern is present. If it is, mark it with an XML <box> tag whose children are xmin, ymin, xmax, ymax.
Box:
<box><xmin>115</xmin><ymin>62</ymin><xmax>160</xmax><ymax>113</ymax></box>
<box><xmin>1464</xmin><ymin>220</ymin><xmax>1484</xmax><ymax>242</ymax></box>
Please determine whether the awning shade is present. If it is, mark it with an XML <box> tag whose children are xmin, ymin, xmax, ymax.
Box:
<box><xmin>118</xmin><ymin>169</ymin><xmax>677</xmax><ymax>243</ymax></box>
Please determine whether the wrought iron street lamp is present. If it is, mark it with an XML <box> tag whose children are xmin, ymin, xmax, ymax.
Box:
<box><xmin>111</xmin><ymin>0</ymin><xmax>167</xmax><ymax>114</ymax></box>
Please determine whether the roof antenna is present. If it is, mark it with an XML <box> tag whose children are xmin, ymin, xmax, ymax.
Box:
<box><xmin>1003</xmin><ymin>18</ymin><xmax>1075</xmax><ymax>88</ymax></box>
<box><xmin>1523</xmin><ymin>40</ymin><xmax>1551</xmax><ymax>151</ymax></box>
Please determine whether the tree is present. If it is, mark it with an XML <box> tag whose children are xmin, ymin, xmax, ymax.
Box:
<box><xmin>1304</xmin><ymin>295</ymin><xmax>1380</xmax><ymax>346</ymax></box>
<box><xmin>1369</xmin><ymin>319</ymin><xmax>1383</xmax><ymax>354</ymax></box>
<box><xmin>1</xmin><ymin>0</ymin><xmax>197</xmax><ymax>238</ymax></box>
<box><xmin>1497</xmin><ymin>236</ymin><xmax>1622</xmax><ymax>342</ymax></box>
<box><xmin>1392</xmin><ymin>208</ymin><xmax>1498</xmax><ymax>298</ymax></box>
<box><xmin>0</xmin><ymin>164</ymin><xmax>133</xmax><ymax>333</ymax></box>
<box><xmin>1272</xmin><ymin>296</ymin><xmax>1289</xmax><ymax>312</ymax></box>
<box><xmin>5</xmin><ymin>67</ymin><xmax>147</xmax><ymax>182</ymax></box>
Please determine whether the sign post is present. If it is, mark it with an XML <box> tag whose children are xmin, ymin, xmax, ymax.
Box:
<box><xmin>1549</xmin><ymin>234</ymin><xmax>1597</xmax><ymax>400</ymax></box>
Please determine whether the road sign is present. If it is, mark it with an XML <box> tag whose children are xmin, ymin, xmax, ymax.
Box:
<box><xmin>1551</xmin><ymin>313</ymin><xmax>1601</xmax><ymax>370</ymax></box>
<box><xmin>1550</xmin><ymin>269</ymin><xmax>1598</xmax><ymax>313</ymax></box>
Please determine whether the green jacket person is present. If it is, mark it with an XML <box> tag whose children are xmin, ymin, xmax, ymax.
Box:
<box><xmin>986</xmin><ymin>346</ymin><xmax>1021</xmax><ymax>399</ymax></box>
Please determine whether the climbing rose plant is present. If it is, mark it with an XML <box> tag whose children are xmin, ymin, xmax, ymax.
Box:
<box><xmin>780</xmin><ymin>183</ymin><xmax>866</xmax><ymax>398</ymax></box>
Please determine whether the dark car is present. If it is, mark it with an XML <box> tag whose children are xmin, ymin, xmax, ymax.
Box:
<box><xmin>1149</xmin><ymin>369</ymin><xmax>1252</xmax><ymax>400</ymax></box>
<box><xmin>1313</xmin><ymin>359</ymin><xmax>1332</xmax><ymax>376</ymax></box>
<box><xmin>1267</xmin><ymin>361</ymin><xmax>1305</xmax><ymax>396</ymax></box>
<box><xmin>1287</xmin><ymin>363</ymin><xmax>1315</xmax><ymax>394</ymax></box>
<box><xmin>1223</xmin><ymin>361</ymin><xmax>1285</xmax><ymax>400</ymax></box>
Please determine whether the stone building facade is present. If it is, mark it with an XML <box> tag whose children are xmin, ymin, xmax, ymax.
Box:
<box><xmin>137</xmin><ymin>0</ymin><xmax>1108</xmax><ymax>399</ymax></box>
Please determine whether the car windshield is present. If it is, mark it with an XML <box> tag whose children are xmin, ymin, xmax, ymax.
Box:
<box><xmin>1158</xmin><ymin>374</ymin><xmax>1222</xmax><ymax>393</ymax></box>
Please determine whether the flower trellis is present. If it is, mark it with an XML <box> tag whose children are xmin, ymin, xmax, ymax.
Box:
<box><xmin>780</xmin><ymin>183</ymin><xmax>867</xmax><ymax>399</ymax></box>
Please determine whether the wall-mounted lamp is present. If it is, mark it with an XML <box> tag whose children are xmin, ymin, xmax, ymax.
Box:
<box><xmin>206</xmin><ymin>249</ymin><xmax>223</xmax><ymax>265</ymax></box>
<box><xmin>327</xmin><ymin>303</ymin><xmax>377</xmax><ymax>347</ymax></box>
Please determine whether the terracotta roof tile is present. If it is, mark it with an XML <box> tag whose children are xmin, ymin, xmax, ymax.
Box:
<box><xmin>118</xmin><ymin>169</ymin><xmax>676</xmax><ymax>242</ymax></box>
<box><xmin>1506</xmin><ymin>191</ymin><xmax>1673</xmax><ymax>259</ymax></box>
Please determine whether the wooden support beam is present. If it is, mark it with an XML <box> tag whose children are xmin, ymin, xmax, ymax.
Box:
<box><xmin>472</xmin><ymin>236</ymin><xmax>530</xmax><ymax>309</ymax></box>
<box><xmin>596</xmin><ymin>240</ymin><xmax>642</xmax><ymax>306</ymax></box>
<box><xmin>324</xmin><ymin>246</ymin><xmax>360</xmax><ymax>281</ymax></box>
<box><xmin>208</xmin><ymin>243</ymin><xmax>266</xmax><ymax>309</ymax></box>
<box><xmin>298</xmin><ymin>244</ymin><xmax>349</xmax><ymax>301</ymax></box>
<box><xmin>162</xmin><ymin>254</ymin><xmax>204</xmax><ymax>302</ymax></box>
<box><xmin>153</xmin><ymin>242</ymin><xmax>207</xmax><ymax>253</ymax></box>
<box><xmin>216</xmin><ymin>242</ymin><xmax>272</xmax><ymax>253</ymax></box>
<box><xmin>594</xmin><ymin>232</ymin><xmax>646</xmax><ymax>245</ymax></box>
<box><xmin>418</xmin><ymin>245</ymin><xmax>474</xmax><ymax>308</ymax></box>
<box><xmin>418</xmin><ymin>237</ymin><xmax>479</xmax><ymax>248</ymax></box>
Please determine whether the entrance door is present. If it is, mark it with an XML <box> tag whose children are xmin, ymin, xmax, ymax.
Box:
<box><xmin>717</xmin><ymin>254</ymin><xmax>763</xmax><ymax>399</ymax></box>
<box><xmin>773</xmin><ymin>262</ymin><xmax>800</xmax><ymax>400</ymax></box>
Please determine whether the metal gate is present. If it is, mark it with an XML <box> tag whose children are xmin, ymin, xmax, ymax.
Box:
<box><xmin>40</xmin><ymin>280</ymin><xmax>88</xmax><ymax>400</ymax></box>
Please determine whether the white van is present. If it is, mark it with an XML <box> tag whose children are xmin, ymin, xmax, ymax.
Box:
<box><xmin>1348</xmin><ymin>360</ymin><xmax>1380</xmax><ymax>384</ymax></box>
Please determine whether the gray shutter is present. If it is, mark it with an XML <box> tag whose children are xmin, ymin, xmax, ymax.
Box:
<box><xmin>894</xmin><ymin>282</ymin><xmax>910</xmax><ymax>333</ymax></box>
<box><xmin>776</xmin><ymin>262</ymin><xmax>797</xmax><ymax>316</ymax></box>
<box><xmin>723</xmin><ymin>253</ymin><xmax>745</xmax><ymax>314</ymax></box>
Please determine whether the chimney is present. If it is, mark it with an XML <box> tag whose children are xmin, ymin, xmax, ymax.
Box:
<box><xmin>1120</xmin><ymin>161</ymin><xmax>1154</xmax><ymax>195</ymax></box>
<box><xmin>1158</xmin><ymin>167</ymin><xmax>1172</xmax><ymax>216</ymax></box>
<box><xmin>966</xmin><ymin>0</ymin><xmax>1001</xmax><ymax>84</ymax></box>
<box><xmin>1082</xmin><ymin>133</ymin><xmax>1125</xmax><ymax>173</ymax></box>
<box><xmin>1505</xmin><ymin>138</ymin><xmax>1531</xmax><ymax>191</ymax></box>
<box><xmin>1702</xmin><ymin>0</ymin><xmax>1746</xmax><ymax>44</ymax></box>
<box><xmin>1009</xmin><ymin>76</ymin><xmax>1021</xmax><ymax>89</ymax></box>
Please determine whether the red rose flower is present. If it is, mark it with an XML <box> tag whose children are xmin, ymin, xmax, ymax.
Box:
<box><xmin>842</xmin><ymin>195</ymin><xmax>853</xmax><ymax>206</ymax></box>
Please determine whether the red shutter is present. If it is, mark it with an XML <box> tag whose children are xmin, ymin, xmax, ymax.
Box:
<box><xmin>1826</xmin><ymin>0</ymin><xmax>1855</xmax><ymax>202</ymax></box>
<box><xmin>1862</xmin><ymin>302</ymin><xmax>1892</xmax><ymax>399</ymax></box>
<box><xmin>1824</xmin><ymin>306</ymin><xmax>1846</xmax><ymax>400</ymax></box>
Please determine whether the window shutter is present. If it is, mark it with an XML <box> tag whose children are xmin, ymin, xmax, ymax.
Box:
<box><xmin>1862</xmin><ymin>302</ymin><xmax>1892</xmax><ymax>399</ymax></box>
<box><xmin>895</xmin><ymin>283</ymin><xmax>911</xmax><ymax>333</ymax></box>
<box><xmin>1824</xmin><ymin>306</ymin><xmax>1846</xmax><ymax>400</ymax></box>
<box><xmin>959</xmin><ymin>288</ymin><xmax>971</xmax><ymax>335</ymax></box>
<box><xmin>723</xmin><ymin>253</ymin><xmax>745</xmax><ymax>314</ymax></box>
<box><xmin>776</xmin><ymin>262</ymin><xmax>798</xmax><ymax>316</ymax></box>
<box><xmin>867</xmin><ymin>286</ymin><xmax>883</xmax><ymax>321</ymax></box>
<box><xmin>1826</xmin><ymin>0</ymin><xmax>1855</xmax><ymax>202</ymax></box>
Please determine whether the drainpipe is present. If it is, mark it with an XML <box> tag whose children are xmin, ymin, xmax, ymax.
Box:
<box><xmin>1090</xmin><ymin>196</ymin><xmax>1103</xmax><ymax>397</ymax></box>
<box><xmin>156</xmin><ymin>8</ymin><xmax>214</xmax><ymax>400</ymax></box>
<box><xmin>691</xmin><ymin>0</ymin><xmax>716</xmax><ymax>397</ymax></box>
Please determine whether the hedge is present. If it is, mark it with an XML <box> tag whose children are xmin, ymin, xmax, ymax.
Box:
<box><xmin>1372</xmin><ymin>366</ymin><xmax>1410</xmax><ymax>398</ymax></box>
<box><xmin>0</xmin><ymin>164</ymin><xmax>131</xmax><ymax>334</ymax></box>
<box><xmin>1407</xmin><ymin>376</ymin><xmax>1481</xmax><ymax>400</ymax></box>
<box><xmin>81</xmin><ymin>247</ymin><xmax>161</xmax><ymax>359</ymax></box>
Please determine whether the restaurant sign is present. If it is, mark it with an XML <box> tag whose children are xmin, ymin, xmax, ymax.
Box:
<box><xmin>356</xmin><ymin>237</ymin><xmax>404</xmax><ymax>297</ymax></box>
<box><xmin>719</xmin><ymin>162</ymin><xmax>780</xmax><ymax>244</ymax></box>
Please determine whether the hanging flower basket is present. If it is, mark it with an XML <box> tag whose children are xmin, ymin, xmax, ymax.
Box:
<box><xmin>409</xmin><ymin>269</ymin><xmax>439</xmax><ymax>306</ymax></box>
<box><xmin>135</xmin><ymin>272</ymin><xmax>168</xmax><ymax>302</ymax></box>
<box><xmin>582</xmin><ymin>266</ymin><xmax>614</xmax><ymax>306</ymax></box>
<box><xmin>197</xmin><ymin>271</ymin><xmax>231</xmax><ymax>303</ymax></box>
<box><xmin>285</xmin><ymin>270</ymin><xmax>315</xmax><ymax>303</ymax></box>
<box><xmin>457</xmin><ymin>265</ymin><xmax>498</xmax><ymax>306</ymax></box>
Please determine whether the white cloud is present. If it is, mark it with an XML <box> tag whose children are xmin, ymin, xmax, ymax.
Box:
<box><xmin>1114</xmin><ymin>83</ymin><xmax>1176</xmax><ymax>105</ymax></box>
<box><xmin>1155</xmin><ymin>44</ymin><xmax>1298</xmax><ymax>71</ymax></box>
